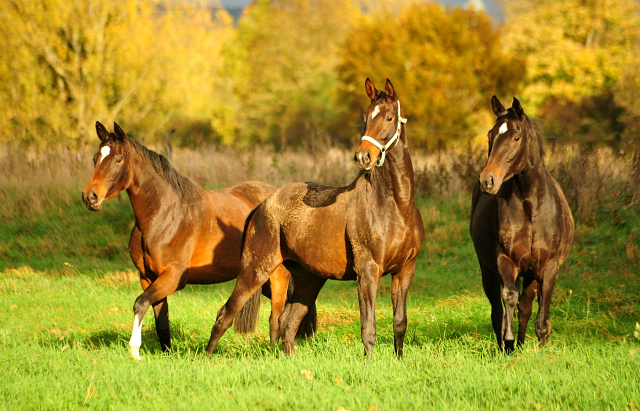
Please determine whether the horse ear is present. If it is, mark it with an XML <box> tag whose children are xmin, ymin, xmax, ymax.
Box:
<box><xmin>491</xmin><ymin>96</ymin><xmax>505</xmax><ymax>116</ymax></box>
<box><xmin>512</xmin><ymin>97</ymin><xmax>525</xmax><ymax>118</ymax></box>
<box><xmin>384</xmin><ymin>79</ymin><xmax>396</xmax><ymax>100</ymax></box>
<box><xmin>96</xmin><ymin>121</ymin><xmax>109</xmax><ymax>143</ymax></box>
<box><xmin>113</xmin><ymin>122</ymin><xmax>128</xmax><ymax>142</ymax></box>
<box><xmin>365</xmin><ymin>78</ymin><xmax>378</xmax><ymax>101</ymax></box>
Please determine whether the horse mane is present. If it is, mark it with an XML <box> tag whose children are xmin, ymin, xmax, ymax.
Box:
<box><xmin>127</xmin><ymin>137</ymin><xmax>201</xmax><ymax>201</ymax></box>
<box><xmin>523</xmin><ymin>114</ymin><xmax>545</xmax><ymax>160</ymax></box>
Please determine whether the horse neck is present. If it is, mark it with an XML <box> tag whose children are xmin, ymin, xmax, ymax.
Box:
<box><xmin>366</xmin><ymin>129</ymin><xmax>415</xmax><ymax>208</ymax></box>
<box><xmin>124</xmin><ymin>143</ymin><xmax>181</xmax><ymax>231</ymax></box>
<box><xmin>513</xmin><ymin>136</ymin><xmax>547</xmax><ymax>199</ymax></box>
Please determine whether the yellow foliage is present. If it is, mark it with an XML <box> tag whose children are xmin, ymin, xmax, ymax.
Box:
<box><xmin>0</xmin><ymin>0</ymin><xmax>234</xmax><ymax>149</ymax></box>
<box><xmin>499</xmin><ymin>0</ymin><xmax>640</xmax><ymax>115</ymax></box>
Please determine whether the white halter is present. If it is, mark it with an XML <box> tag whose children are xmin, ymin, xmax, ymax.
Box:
<box><xmin>361</xmin><ymin>100</ymin><xmax>407</xmax><ymax>167</ymax></box>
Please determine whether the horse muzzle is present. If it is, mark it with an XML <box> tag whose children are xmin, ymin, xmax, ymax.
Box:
<box><xmin>354</xmin><ymin>143</ymin><xmax>381</xmax><ymax>171</ymax></box>
<box><xmin>82</xmin><ymin>188</ymin><xmax>103</xmax><ymax>211</ymax></box>
<box><xmin>479</xmin><ymin>165</ymin><xmax>504</xmax><ymax>196</ymax></box>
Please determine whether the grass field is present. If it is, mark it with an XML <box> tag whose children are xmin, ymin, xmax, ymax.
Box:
<box><xmin>1</xmin><ymin>179</ymin><xmax>639</xmax><ymax>410</ymax></box>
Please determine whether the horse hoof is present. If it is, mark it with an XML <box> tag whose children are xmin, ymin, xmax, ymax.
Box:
<box><xmin>282</xmin><ymin>341</ymin><xmax>296</xmax><ymax>355</ymax></box>
<box><xmin>129</xmin><ymin>347</ymin><xmax>142</xmax><ymax>361</ymax></box>
<box><xmin>504</xmin><ymin>340</ymin><xmax>515</xmax><ymax>353</ymax></box>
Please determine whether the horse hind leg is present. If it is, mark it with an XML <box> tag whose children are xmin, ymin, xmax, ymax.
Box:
<box><xmin>535</xmin><ymin>261</ymin><xmax>559</xmax><ymax>347</ymax></box>
<box><xmin>391</xmin><ymin>259</ymin><xmax>417</xmax><ymax>358</ymax></box>
<box><xmin>206</xmin><ymin>266</ymin><xmax>273</xmax><ymax>354</ymax></box>
<box><xmin>284</xmin><ymin>266</ymin><xmax>319</xmax><ymax>340</ymax></box>
<box><xmin>264</xmin><ymin>264</ymin><xmax>291</xmax><ymax>343</ymax></box>
<box><xmin>279</xmin><ymin>270</ymin><xmax>326</xmax><ymax>355</ymax></box>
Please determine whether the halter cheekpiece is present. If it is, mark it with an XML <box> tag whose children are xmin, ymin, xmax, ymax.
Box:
<box><xmin>360</xmin><ymin>100</ymin><xmax>407</xmax><ymax>167</ymax></box>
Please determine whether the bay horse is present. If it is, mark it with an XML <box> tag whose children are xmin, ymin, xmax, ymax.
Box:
<box><xmin>205</xmin><ymin>79</ymin><xmax>425</xmax><ymax>359</ymax></box>
<box><xmin>470</xmin><ymin>96</ymin><xmax>574</xmax><ymax>351</ymax></box>
<box><xmin>82</xmin><ymin>122</ymin><xmax>315</xmax><ymax>360</ymax></box>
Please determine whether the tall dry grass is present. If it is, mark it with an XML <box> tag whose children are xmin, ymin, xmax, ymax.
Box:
<box><xmin>0</xmin><ymin>141</ymin><xmax>635</xmax><ymax>223</ymax></box>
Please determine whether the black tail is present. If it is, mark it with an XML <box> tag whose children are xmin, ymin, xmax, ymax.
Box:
<box><xmin>234</xmin><ymin>290</ymin><xmax>261</xmax><ymax>333</ymax></box>
<box><xmin>288</xmin><ymin>278</ymin><xmax>318</xmax><ymax>339</ymax></box>
<box><xmin>233</xmin><ymin>204</ymin><xmax>263</xmax><ymax>334</ymax></box>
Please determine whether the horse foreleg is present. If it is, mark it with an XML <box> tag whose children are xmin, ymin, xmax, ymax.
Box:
<box><xmin>129</xmin><ymin>268</ymin><xmax>186</xmax><ymax>360</ymax></box>
<box><xmin>206</xmin><ymin>269</ymin><xmax>271</xmax><ymax>354</ymax></box>
<box><xmin>356</xmin><ymin>261</ymin><xmax>381</xmax><ymax>361</ymax></box>
<box><xmin>497</xmin><ymin>255</ymin><xmax>518</xmax><ymax>352</ymax></box>
<box><xmin>535</xmin><ymin>261</ymin><xmax>559</xmax><ymax>347</ymax></box>
<box><xmin>391</xmin><ymin>259</ymin><xmax>416</xmax><ymax>358</ymax></box>
<box><xmin>480</xmin><ymin>263</ymin><xmax>504</xmax><ymax>349</ymax></box>
<box><xmin>517</xmin><ymin>277</ymin><xmax>537</xmax><ymax>346</ymax></box>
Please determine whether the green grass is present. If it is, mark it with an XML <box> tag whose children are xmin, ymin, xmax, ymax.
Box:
<box><xmin>1</xmin><ymin>193</ymin><xmax>639</xmax><ymax>410</ymax></box>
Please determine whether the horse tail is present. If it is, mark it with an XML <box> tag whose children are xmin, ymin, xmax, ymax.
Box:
<box><xmin>234</xmin><ymin>289</ymin><xmax>261</xmax><ymax>333</ymax></box>
<box><xmin>233</xmin><ymin>204</ymin><xmax>263</xmax><ymax>334</ymax></box>
<box><xmin>287</xmin><ymin>277</ymin><xmax>318</xmax><ymax>339</ymax></box>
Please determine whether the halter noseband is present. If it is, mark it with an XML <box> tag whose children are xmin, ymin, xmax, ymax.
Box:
<box><xmin>360</xmin><ymin>100</ymin><xmax>407</xmax><ymax>167</ymax></box>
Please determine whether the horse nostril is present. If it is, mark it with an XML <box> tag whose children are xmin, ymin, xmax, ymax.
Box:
<box><xmin>487</xmin><ymin>176</ymin><xmax>494</xmax><ymax>190</ymax></box>
<box><xmin>89</xmin><ymin>191</ymin><xmax>98</xmax><ymax>204</ymax></box>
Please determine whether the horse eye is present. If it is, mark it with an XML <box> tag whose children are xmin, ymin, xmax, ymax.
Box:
<box><xmin>115</xmin><ymin>157</ymin><xmax>123</xmax><ymax>163</ymax></box>
<box><xmin>514</xmin><ymin>135</ymin><xmax>521</xmax><ymax>141</ymax></box>
<box><xmin>387</xmin><ymin>116</ymin><xmax>393</xmax><ymax>121</ymax></box>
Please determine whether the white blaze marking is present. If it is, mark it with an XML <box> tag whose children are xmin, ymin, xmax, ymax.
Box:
<box><xmin>499</xmin><ymin>122</ymin><xmax>508</xmax><ymax>134</ymax></box>
<box><xmin>98</xmin><ymin>146</ymin><xmax>111</xmax><ymax>165</ymax></box>
<box><xmin>371</xmin><ymin>105</ymin><xmax>380</xmax><ymax>119</ymax></box>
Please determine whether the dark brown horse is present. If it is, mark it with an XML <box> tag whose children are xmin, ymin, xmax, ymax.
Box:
<box><xmin>82</xmin><ymin>122</ymin><xmax>314</xmax><ymax>360</ymax></box>
<box><xmin>470</xmin><ymin>96</ymin><xmax>574</xmax><ymax>351</ymax></box>
<box><xmin>205</xmin><ymin>79</ymin><xmax>425</xmax><ymax>359</ymax></box>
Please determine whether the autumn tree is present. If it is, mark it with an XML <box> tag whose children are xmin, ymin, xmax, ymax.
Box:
<box><xmin>0</xmin><ymin>0</ymin><xmax>234</xmax><ymax>150</ymax></box>
<box><xmin>336</xmin><ymin>1</ymin><xmax>525</xmax><ymax>149</ymax></box>
<box><xmin>216</xmin><ymin>0</ymin><xmax>361</xmax><ymax>147</ymax></box>
<box><xmin>498</xmin><ymin>0</ymin><xmax>640</xmax><ymax>140</ymax></box>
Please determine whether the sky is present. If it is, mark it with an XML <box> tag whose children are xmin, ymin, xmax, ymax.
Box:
<box><xmin>219</xmin><ymin>0</ymin><xmax>503</xmax><ymax>20</ymax></box>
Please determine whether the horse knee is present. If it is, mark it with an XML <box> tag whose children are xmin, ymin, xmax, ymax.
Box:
<box><xmin>501</xmin><ymin>287</ymin><xmax>518</xmax><ymax>308</ymax></box>
<box><xmin>133</xmin><ymin>296</ymin><xmax>150</xmax><ymax>316</ymax></box>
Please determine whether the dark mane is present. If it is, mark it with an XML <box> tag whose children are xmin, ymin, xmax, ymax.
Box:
<box><xmin>523</xmin><ymin>114</ymin><xmax>545</xmax><ymax>160</ymax></box>
<box><xmin>127</xmin><ymin>137</ymin><xmax>201</xmax><ymax>201</ymax></box>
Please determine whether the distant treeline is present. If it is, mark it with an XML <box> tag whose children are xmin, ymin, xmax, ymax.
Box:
<box><xmin>0</xmin><ymin>0</ymin><xmax>638</xmax><ymax>151</ymax></box>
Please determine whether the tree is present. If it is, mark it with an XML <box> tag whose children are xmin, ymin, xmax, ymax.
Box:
<box><xmin>0</xmin><ymin>0</ymin><xmax>234</xmax><ymax>150</ymax></box>
<box><xmin>498</xmin><ymin>0</ymin><xmax>640</xmax><ymax>140</ymax></box>
<box><xmin>336</xmin><ymin>1</ymin><xmax>524</xmax><ymax>149</ymax></box>
<box><xmin>216</xmin><ymin>0</ymin><xmax>361</xmax><ymax>147</ymax></box>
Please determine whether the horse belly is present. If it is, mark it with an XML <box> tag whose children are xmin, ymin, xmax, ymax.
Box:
<box><xmin>283</xmin><ymin>225</ymin><xmax>351</xmax><ymax>279</ymax></box>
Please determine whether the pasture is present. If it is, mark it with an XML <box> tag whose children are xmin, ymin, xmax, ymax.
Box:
<box><xmin>1</xmin><ymin>146</ymin><xmax>639</xmax><ymax>410</ymax></box>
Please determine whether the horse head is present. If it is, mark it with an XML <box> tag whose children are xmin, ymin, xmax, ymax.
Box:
<box><xmin>355</xmin><ymin>78</ymin><xmax>407</xmax><ymax>171</ymax></box>
<box><xmin>479</xmin><ymin>96</ymin><xmax>531</xmax><ymax>195</ymax></box>
<box><xmin>82</xmin><ymin>121</ymin><xmax>133</xmax><ymax>211</ymax></box>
